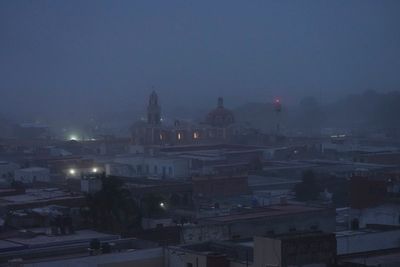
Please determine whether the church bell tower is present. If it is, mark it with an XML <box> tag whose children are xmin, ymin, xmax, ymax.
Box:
<box><xmin>147</xmin><ymin>91</ymin><xmax>161</xmax><ymax>125</ymax></box>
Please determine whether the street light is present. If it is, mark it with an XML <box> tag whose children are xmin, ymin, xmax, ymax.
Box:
<box><xmin>69</xmin><ymin>135</ymin><xmax>79</xmax><ymax>141</ymax></box>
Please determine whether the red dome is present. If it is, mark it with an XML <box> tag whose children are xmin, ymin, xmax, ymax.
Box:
<box><xmin>205</xmin><ymin>97</ymin><xmax>235</xmax><ymax>127</ymax></box>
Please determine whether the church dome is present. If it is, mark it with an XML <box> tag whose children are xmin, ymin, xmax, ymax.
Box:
<box><xmin>205</xmin><ymin>97</ymin><xmax>235</xmax><ymax>127</ymax></box>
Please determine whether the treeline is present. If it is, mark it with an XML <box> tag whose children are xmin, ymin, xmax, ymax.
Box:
<box><xmin>234</xmin><ymin>90</ymin><xmax>400</xmax><ymax>135</ymax></box>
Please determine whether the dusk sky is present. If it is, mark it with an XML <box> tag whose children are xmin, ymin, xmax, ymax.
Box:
<box><xmin>1</xmin><ymin>0</ymin><xmax>400</xmax><ymax>122</ymax></box>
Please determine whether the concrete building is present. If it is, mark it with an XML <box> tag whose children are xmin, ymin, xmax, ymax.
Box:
<box><xmin>14</xmin><ymin>167</ymin><xmax>50</xmax><ymax>184</ymax></box>
<box><xmin>159</xmin><ymin>143</ymin><xmax>265</xmax><ymax>176</ymax></box>
<box><xmin>182</xmin><ymin>203</ymin><xmax>336</xmax><ymax>243</ymax></box>
<box><xmin>0</xmin><ymin>229</ymin><xmax>162</xmax><ymax>267</ymax></box>
<box><xmin>106</xmin><ymin>155</ymin><xmax>189</xmax><ymax>179</ymax></box>
<box><xmin>21</xmin><ymin>248</ymin><xmax>163</xmax><ymax>267</ymax></box>
<box><xmin>192</xmin><ymin>175</ymin><xmax>250</xmax><ymax>198</ymax></box>
<box><xmin>336</xmin><ymin>225</ymin><xmax>400</xmax><ymax>255</ymax></box>
<box><xmin>350</xmin><ymin>203</ymin><xmax>400</xmax><ymax>228</ymax></box>
<box><xmin>0</xmin><ymin>188</ymin><xmax>85</xmax><ymax>212</ymax></box>
<box><xmin>80</xmin><ymin>176</ymin><xmax>103</xmax><ymax>194</ymax></box>
<box><xmin>338</xmin><ymin>249</ymin><xmax>400</xmax><ymax>267</ymax></box>
<box><xmin>253</xmin><ymin>232</ymin><xmax>337</xmax><ymax>267</ymax></box>
<box><xmin>0</xmin><ymin>161</ymin><xmax>19</xmax><ymax>179</ymax></box>
<box><xmin>166</xmin><ymin>231</ymin><xmax>337</xmax><ymax>267</ymax></box>
<box><xmin>348</xmin><ymin>176</ymin><xmax>400</xmax><ymax>229</ymax></box>
<box><xmin>131</xmin><ymin>92</ymin><xmax>239</xmax><ymax>146</ymax></box>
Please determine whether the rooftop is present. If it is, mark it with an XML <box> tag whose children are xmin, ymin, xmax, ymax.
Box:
<box><xmin>203</xmin><ymin>203</ymin><xmax>329</xmax><ymax>223</ymax></box>
<box><xmin>16</xmin><ymin>167</ymin><xmax>49</xmax><ymax>172</ymax></box>
<box><xmin>6</xmin><ymin>229</ymin><xmax>119</xmax><ymax>248</ymax></box>
<box><xmin>340</xmin><ymin>249</ymin><xmax>400</xmax><ymax>266</ymax></box>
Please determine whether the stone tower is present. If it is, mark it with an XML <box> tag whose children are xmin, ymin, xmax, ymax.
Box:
<box><xmin>147</xmin><ymin>91</ymin><xmax>161</xmax><ymax>125</ymax></box>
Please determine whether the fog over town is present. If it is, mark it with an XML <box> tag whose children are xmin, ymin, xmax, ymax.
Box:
<box><xmin>1</xmin><ymin>1</ymin><xmax>400</xmax><ymax>267</ymax></box>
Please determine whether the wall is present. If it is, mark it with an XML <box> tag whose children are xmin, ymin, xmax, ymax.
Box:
<box><xmin>0</xmin><ymin>161</ymin><xmax>19</xmax><ymax>178</ymax></box>
<box><xmin>107</xmin><ymin>156</ymin><xmax>189</xmax><ymax>179</ymax></box>
<box><xmin>350</xmin><ymin>204</ymin><xmax>400</xmax><ymax>228</ymax></box>
<box><xmin>253</xmin><ymin>237</ymin><xmax>281</xmax><ymax>267</ymax></box>
<box><xmin>22</xmin><ymin>248</ymin><xmax>163</xmax><ymax>267</ymax></box>
<box><xmin>166</xmin><ymin>248</ymin><xmax>207</xmax><ymax>267</ymax></box>
<box><xmin>337</xmin><ymin>229</ymin><xmax>400</xmax><ymax>255</ymax></box>
<box><xmin>14</xmin><ymin>168</ymin><xmax>50</xmax><ymax>184</ymax></box>
<box><xmin>182</xmin><ymin>209</ymin><xmax>335</xmax><ymax>244</ymax></box>
<box><xmin>182</xmin><ymin>224</ymin><xmax>230</xmax><ymax>244</ymax></box>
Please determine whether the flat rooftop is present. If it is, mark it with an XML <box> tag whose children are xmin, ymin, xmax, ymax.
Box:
<box><xmin>203</xmin><ymin>204</ymin><xmax>328</xmax><ymax>223</ymax></box>
<box><xmin>341</xmin><ymin>249</ymin><xmax>400</xmax><ymax>266</ymax></box>
<box><xmin>336</xmin><ymin>225</ymin><xmax>400</xmax><ymax>238</ymax></box>
<box><xmin>7</xmin><ymin>229</ymin><xmax>119</xmax><ymax>248</ymax></box>
<box><xmin>0</xmin><ymin>188</ymin><xmax>77</xmax><ymax>204</ymax></box>
<box><xmin>16</xmin><ymin>167</ymin><xmax>49</xmax><ymax>172</ymax></box>
<box><xmin>0</xmin><ymin>240</ymin><xmax>25</xmax><ymax>251</ymax></box>
<box><xmin>160</xmin><ymin>144</ymin><xmax>267</xmax><ymax>153</ymax></box>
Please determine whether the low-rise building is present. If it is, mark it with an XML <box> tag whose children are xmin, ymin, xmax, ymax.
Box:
<box><xmin>106</xmin><ymin>155</ymin><xmax>189</xmax><ymax>179</ymax></box>
<box><xmin>182</xmin><ymin>203</ymin><xmax>336</xmax><ymax>243</ymax></box>
<box><xmin>0</xmin><ymin>161</ymin><xmax>19</xmax><ymax>179</ymax></box>
<box><xmin>167</xmin><ymin>231</ymin><xmax>337</xmax><ymax>267</ymax></box>
<box><xmin>0</xmin><ymin>228</ymin><xmax>162</xmax><ymax>267</ymax></box>
<box><xmin>0</xmin><ymin>188</ymin><xmax>85</xmax><ymax>212</ymax></box>
<box><xmin>14</xmin><ymin>167</ymin><xmax>50</xmax><ymax>184</ymax></box>
<box><xmin>192</xmin><ymin>175</ymin><xmax>249</xmax><ymax>199</ymax></box>
<box><xmin>336</xmin><ymin>225</ymin><xmax>400</xmax><ymax>255</ymax></box>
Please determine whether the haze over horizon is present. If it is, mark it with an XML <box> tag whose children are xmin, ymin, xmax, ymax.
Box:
<box><xmin>1</xmin><ymin>0</ymin><xmax>400</xmax><ymax>124</ymax></box>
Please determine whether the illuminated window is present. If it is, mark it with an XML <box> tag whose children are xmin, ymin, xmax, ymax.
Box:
<box><xmin>193</xmin><ymin>132</ymin><xmax>199</xmax><ymax>139</ymax></box>
<box><xmin>177</xmin><ymin>133</ymin><xmax>182</xmax><ymax>140</ymax></box>
<box><xmin>159</xmin><ymin>133</ymin><xmax>163</xmax><ymax>140</ymax></box>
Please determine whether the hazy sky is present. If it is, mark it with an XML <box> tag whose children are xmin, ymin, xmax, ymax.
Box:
<box><xmin>1</xmin><ymin>0</ymin><xmax>400</xmax><ymax>122</ymax></box>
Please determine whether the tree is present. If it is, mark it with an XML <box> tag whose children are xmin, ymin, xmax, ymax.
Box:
<box><xmin>294</xmin><ymin>170</ymin><xmax>321</xmax><ymax>201</ymax></box>
<box><xmin>85</xmin><ymin>175</ymin><xmax>141</xmax><ymax>234</ymax></box>
<box><xmin>140</xmin><ymin>193</ymin><xmax>166</xmax><ymax>217</ymax></box>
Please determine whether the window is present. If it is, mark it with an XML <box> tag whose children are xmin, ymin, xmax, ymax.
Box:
<box><xmin>186</xmin><ymin>263</ymin><xmax>193</xmax><ymax>267</ymax></box>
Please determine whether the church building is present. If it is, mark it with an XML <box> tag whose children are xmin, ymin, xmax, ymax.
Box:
<box><xmin>131</xmin><ymin>91</ymin><xmax>239</xmax><ymax>146</ymax></box>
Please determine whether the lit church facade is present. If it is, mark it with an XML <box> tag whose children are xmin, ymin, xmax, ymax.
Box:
<box><xmin>131</xmin><ymin>91</ymin><xmax>241</xmax><ymax>146</ymax></box>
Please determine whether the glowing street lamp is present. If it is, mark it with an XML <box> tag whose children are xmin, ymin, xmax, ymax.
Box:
<box><xmin>92</xmin><ymin>167</ymin><xmax>98</xmax><ymax>173</ymax></box>
<box><xmin>69</xmin><ymin>135</ymin><xmax>79</xmax><ymax>141</ymax></box>
<box><xmin>69</xmin><ymin>169</ymin><xmax>76</xmax><ymax>175</ymax></box>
